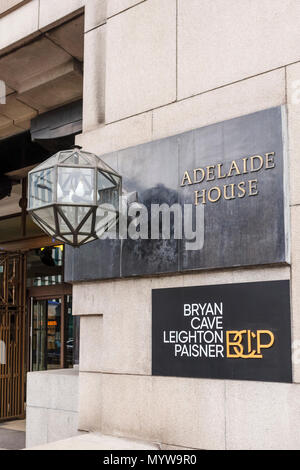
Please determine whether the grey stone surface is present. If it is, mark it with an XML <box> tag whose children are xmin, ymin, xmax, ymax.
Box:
<box><xmin>26</xmin><ymin>369</ymin><xmax>79</xmax><ymax>448</ymax></box>
<box><xmin>76</xmin><ymin>111</ymin><xmax>153</xmax><ymax>156</ymax></box>
<box><xmin>26</xmin><ymin>407</ymin><xmax>48</xmax><ymax>448</ymax></box>
<box><xmin>66</xmin><ymin>106</ymin><xmax>288</xmax><ymax>282</ymax></box>
<box><xmin>0</xmin><ymin>0</ymin><xmax>39</xmax><ymax>52</ymax></box>
<box><xmin>83</xmin><ymin>24</ymin><xmax>106</xmax><ymax>131</ymax></box>
<box><xmin>287</xmin><ymin>62</ymin><xmax>300</xmax><ymax>207</ymax></box>
<box><xmin>80</xmin><ymin>372</ymin><xmax>226</xmax><ymax>450</ymax></box>
<box><xmin>0</xmin><ymin>0</ymin><xmax>27</xmax><ymax>16</ymax></box>
<box><xmin>0</xmin><ymin>427</ymin><xmax>25</xmax><ymax>450</ymax></box>
<box><xmin>46</xmin><ymin>409</ymin><xmax>80</xmax><ymax>444</ymax></box>
<box><xmin>39</xmin><ymin>0</ymin><xmax>84</xmax><ymax>31</ymax></box>
<box><xmin>78</xmin><ymin>371</ymin><xmax>102</xmax><ymax>431</ymax></box>
<box><xmin>27</xmin><ymin>369</ymin><xmax>79</xmax><ymax>412</ymax></box>
<box><xmin>291</xmin><ymin>205</ymin><xmax>300</xmax><ymax>382</ymax></box>
<box><xmin>77</xmin><ymin>371</ymin><xmax>300</xmax><ymax>450</ymax></box>
<box><xmin>177</xmin><ymin>0</ymin><xmax>300</xmax><ymax>100</ymax></box>
<box><xmin>85</xmin><ymin>0</ymin><xmax>106</xmax><ymax>32</ymax></box>
<box><xmin>107</xmin><ymin>0</ymin><xmax>145</xmax><ymax>18</ymax></box>
<box><xmin>225</xmin><ymin>380</ymin><xmax>300</xmax><ymax>450</ymax></box>
<box><xmin>105</xmin><ymin>0</ymin><xmax>176</xmax><ymax>122</ymax></box>
<box><xmin>152</xmin><ymin>69</ymin><xmax>285</xmax><ymax>141</ymax></box>
<box><xmin>79</xmin><ymin>316</ymin><xmax>104</xmax><ymax>372</ymax></box>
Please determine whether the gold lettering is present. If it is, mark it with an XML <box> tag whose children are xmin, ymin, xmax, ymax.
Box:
<box><xmin>193</xmin><ymin>168</ymin><xmax>205</xmax><ymax>184</ymax></box>
<box><xmin>184</xmin><ymin>151</ymin><xmax>276</xmax><ymax>202</ymax></box>
<box><xmin>226</xmin><ymin>330</ymin><xmax>275</xmax><ymax>359</ymax></box>
<box><xmin>249</xmin><ymin>179</ymin><xmax>258</xmax><ymax>196</ymax></box>
<box><xmin>265</xmin><ymin>152</ymin><xmax>275</xmax><ymax>169</ymax></box>
<box><xmin>181</xmin><ymin>171</ymin><xmax>192</xmax><ymax>186</ymax></box>
<box><xmin>207</xmin><ymin>187</ymin><xmax>221</xmax><ymax>203</ymax></box>
<box><xmin>206</xmin><ymin>165</ymin><xmax>215</xmax><ymax>182</ymax></box>
<box><xmin>195</xmin><ymin>189</ymin><xmax>206</xmax><ymax>205</ymax></box>
<box><xmin>256</xmin><ymin>330</ymin><xmax>274</xmax><ymax>354</ymax></box>
<box><xmin>226</xmin><ymin>331</ymin><xmax>245</xmax><ymax>358</ymax></box>
<box><xmin>250</xmin><ymin>155</ymin><xmax>264</xmax><ymax>172</ymax></box>
<box><xmin>237</xmin><ymin>181</ymin><xmax>246</xmax><ymax>198</ymax></box>
<box><xmin>217</xmin><ymin>163</ymin><xmax>226</xmax><ymax>179</ymax></box>
<box><xmin>223</xmin><ymin>184</ymin><xmax>235</xmax><ymax>200</ymax></box>
<box><xmin>242</xmin><ymin>157</ymin><xmax>248</xmax><ymax>174</ymax></box>
<box><xmin>227</xmin><ymin>160</ymin><xmax>241</xmax><ymax>177</ymax></box>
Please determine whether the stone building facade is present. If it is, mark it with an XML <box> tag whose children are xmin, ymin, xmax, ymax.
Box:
<box><xmin>1</xmin><ymin>0</ymin><xmax>300</xmax><ymax>450</ymax></box>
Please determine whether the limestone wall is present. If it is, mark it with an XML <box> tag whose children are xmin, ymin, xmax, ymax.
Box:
<box><xmin>73</xmin><ymin>0</ymin><xmax>300</xmax><ymax>450</ymax></box>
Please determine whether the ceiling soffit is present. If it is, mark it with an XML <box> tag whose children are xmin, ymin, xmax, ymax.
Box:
<box><xmin>0</xmin><ymin>14</ymin><xmax>84</xmax><ymax>140</ymax></box>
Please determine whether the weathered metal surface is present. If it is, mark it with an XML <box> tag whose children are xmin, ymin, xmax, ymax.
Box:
<box><xmin>65</xmin><ymin>106</ymin><xmax>288</xmax><ymax>282</ymax></box>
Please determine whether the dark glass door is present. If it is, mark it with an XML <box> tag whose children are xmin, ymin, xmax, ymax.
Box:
<box><xmin>31</xmin><ymin>298</ymin><xmax>62</xmax><ymax>371</ymax></box>
<box><xmin>30</xmin><ymin>294</ymin><xmax>77</xmax><ymax>371</ymax></box>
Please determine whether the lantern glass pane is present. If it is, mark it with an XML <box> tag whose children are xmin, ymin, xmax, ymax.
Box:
<box><xmin>57</xmin><ymin>213</ymin><xmax>72</xmax><ymax>234</ymax></box>
<box><xmin>28</xmin><ymin>149</ymin><xmax>122</xmax><ymax>247</ymax></box>
<box><xmin>77</xmin><ymin>234</ymin><xmax>90</xmax><ymax>243</ymax></box>
<box><xmin>59</xmin><ymin>206</ymin><xmax>90</xmax><ymax>231</ymax></box>
<box><xmin>80</xmin><ymin>213</ymin><xmax>93</xmax><ymax>234</ymax></box>
<box><xmin>53</xmin><ymin>234</ymin><xmax>66</xmax><ymax>244</ymax></box>
<box><xmin>98</xmin><ymin>172</ymin><xmax>120</xmax><ymax>210</ymax></box>
<box><xmin>29</xmin><ymin>168</ymin><xmax>54</xmax><ymax>209</ymax></box>
<box><xmin>57</xmin><ymin>167</ymin><xmax>95</xmax><ymax>204</ymax></box>
<box><xmin>98</xmin><ymin>171</ymin><xmax>118</xmax><ymax>191</ymax></box>
<box><xmin>32</xmin><ymin>216</ymin><xmax>55</xmax><ymax>236</ymax></box>
<box><xmin>61</xmin><ymin>152</ymin><xmax>93</xmax><ymax>166</ymax></box>
<box><xmin>64</xmin><ymin>235</ymin><xmax>75</xmax><ymax>243</ymax></box>
<box><xmin>33</xmin><ymin>206</ymin><xmax>56</xmax><ymax>232</ymax></box>
<box><xmin>58</xmin><ymin>150</ymin><xmax>73</xmax><ymax>162</ymax></box>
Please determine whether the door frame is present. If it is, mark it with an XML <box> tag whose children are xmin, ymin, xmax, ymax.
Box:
<box><xmin>27</xmin><ymin>284</ymin><xmax>72</xmax><ymax>371</ymax></box>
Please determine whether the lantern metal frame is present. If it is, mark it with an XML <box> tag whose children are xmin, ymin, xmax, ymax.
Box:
<box><xmin>27</xmin><ymin>147</ymin><xmax>122</xmax><ymax>247</ymax></box>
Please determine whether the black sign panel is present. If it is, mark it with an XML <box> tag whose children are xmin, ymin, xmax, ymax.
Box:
<box><xmin>66</xmin><ymin>106</ymin><xmax>288</xmax><ymax>283</ymax></box>
<box><xmin>152</xmin><ymin>281</ymin><xmax>292</xmax><ymax>383</ymax></box>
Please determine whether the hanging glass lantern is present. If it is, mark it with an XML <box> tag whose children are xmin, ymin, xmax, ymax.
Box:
<box><xmin>27</xmin><ymin>147</ymin><xmax>122</xmax><ymax>246</ymax></box>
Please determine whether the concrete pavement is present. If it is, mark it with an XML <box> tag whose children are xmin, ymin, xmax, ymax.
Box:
<box><xmin>26</xmin><ymin>432</ymin><xmax>160</xmax><ymax>450</ymax></box>
<box><xmin>0</xmin><ymin>420</ymin><xmax>25</xmax><ymax>450</ymax></box>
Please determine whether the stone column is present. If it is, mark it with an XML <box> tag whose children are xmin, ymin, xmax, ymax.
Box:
<box><xmin>83</xmin><ymin>0</ymin><xmax>107</xmax><ymax>131</ymax></box>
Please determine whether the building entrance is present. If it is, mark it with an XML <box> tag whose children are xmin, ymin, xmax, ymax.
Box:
<box><xmin>0</xmin><ymin>246</ymin><xmax>78</xmax><ymax>422</ymax></box>
<box><xmin>0</xmin><ymin>253</ymin><xmax>26</xmax><ymax>421</ymax></box>
<box><xmin>0</xmin><ymin>100</ymin><xmax>82</xmax><ymax>423</ymax></box>
<box><xmin>29</xmin><ymin>292</ymin><xmax>75</xmax><ymax>371</ymax></box>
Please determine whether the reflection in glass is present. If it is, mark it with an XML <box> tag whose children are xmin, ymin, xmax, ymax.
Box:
<box><xmin>57</xmin><ymin>167</ymin><xmax>94</xmax><ymax>204</ymax></box>
<box><xmin>65</xmin><ymin>295</ymin><xmax>78</xmax><ymax>368</ymax></box>
<box><xmin>32</xmin><ymin>298</ymin><xmax>61</xmax><ymax>371</ymax></box>
<box><xmin>27</xmin><ymin>246</ymin><xmax>63</xmax><ymax>287</ymax></box>
<box><xmin>29</xmin><ymin>168</ymin><xmax>54</xmax><ymax>209</ymax></box>
<box><xmin>28</xmin><ymin>148</ymin><xmax>122</xmax><ymax>246</ymax></box>
<box><xmin>31</xmin><ymin>295</ymin><xmax>77</xmax><ymax>371</ymax></box>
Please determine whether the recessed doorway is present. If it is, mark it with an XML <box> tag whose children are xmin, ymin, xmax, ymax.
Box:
<box><xmin>30</xmin><ymin>293</ymin><xmax>76</xmax><ymax>371</ymax></box>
